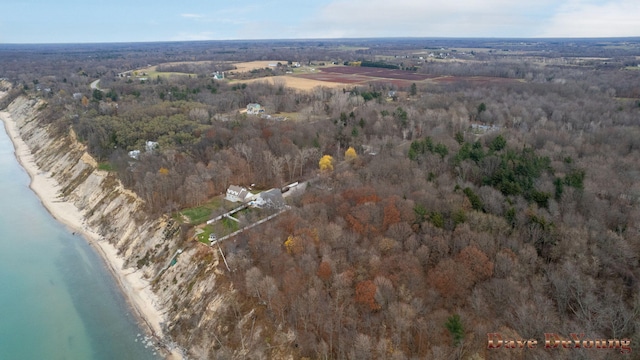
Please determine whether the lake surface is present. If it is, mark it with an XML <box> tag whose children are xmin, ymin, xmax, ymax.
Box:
<box><xmin>0</xmin><ymin>125</ymin><xmax>160</xmax><ymax>359</ymax></box>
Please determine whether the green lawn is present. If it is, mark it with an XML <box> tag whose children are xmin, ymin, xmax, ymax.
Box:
<box><xmin>97</xmin><ymin>162</ymin><xmax>115</xmax><ymax>171</ymax></box>
<box><xmin>131</xmin><ymin>66</ymin><xmax>198</xmax><ymax>79</ymax></box>
<box><xmin>222</xmin><ymin>216</ymin><xmax>240</xmax><ymax>232</ymax></box>
<box><xmin>196</xmin><ymin>215</ymin><xmax>240</xmax><ymax>245</ymax></box>
<box><xmin>181</xmin><ymin>206</ymin><xmax>212</xmax><ymax>225</ymax></box>
<box><xmin>143</xmin><ymin>70</ymin><xmax>198</xmax><ymax>79</ymax></box>
<box><xmin>178</xmin><ymin>196</ymin><xmax>225</xmax><ymax>225</ymax></box>
<box><xmin>182</xmin><ymin>197</ymin><xmax>259</xmax><ymax>244</ymax></box>
<box><xmin>196</xmin><ymin>225</ymin><xmax>214</xmax><ymax>245</ymax></box>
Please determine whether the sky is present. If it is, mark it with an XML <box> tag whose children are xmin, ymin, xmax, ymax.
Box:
<box><xmin>0</xmin><ymin>0</ymin><xmax>638</xmax><ymax>43</ymax></box>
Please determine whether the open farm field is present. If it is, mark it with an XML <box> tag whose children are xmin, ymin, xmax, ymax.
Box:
<box><xmin>320</xmin><ymin>66</ymin><xmax>438</xmax><ymax>81</ymax></box>
<box><xmin>235</xmin><ymin>75</ymin><xmax>348</xmax><ymax>90</ymax></box>
<box><xmin>131</xmin><ymin>65</ymin><xmax>197</xmax><ymax>78</ymax></box>
<box><xmin>293</xmin><ymin>65</ymin><xmax>438</xmax><ymax>87</ymax></box>
<box><xmin>293</xmin><ymin>65</ymin><xmax>522</xmax><ymax>88</ymax></box>
<box><xmin>296</xmin><ymin>72</ymin><xmax>368</xmax><ymax>84</ymax></box>
<box><xmin>231</xmin><ymin>60</ymin><xmax>287</xmax><ymax>72</ymax></box>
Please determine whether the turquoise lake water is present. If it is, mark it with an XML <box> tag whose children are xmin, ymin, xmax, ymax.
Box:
<box><xmin>0</xmin><ymin>125</ymin><xmax>160</xmax><ymax>359</ymax></box>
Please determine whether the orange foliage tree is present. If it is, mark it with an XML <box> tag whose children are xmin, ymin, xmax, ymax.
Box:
<box><xmin>355</xmin><ymin>280</ymin><xmax>380</xmax><ymax>311</ymax></box>
<box><xmin>341</xmin><ymin>186</ymin><xmax>381</xmax><ymax>205</ymax></box>
<box><xmin>345</xmin><ymin>203</ymin><xmax>380</xmax><ymax>236</ymax></box>
<box><xmin>455</xmin><ymin>246</ymin><xmax>494</xmax><ymax>284</ymax></box>
<box><xmin>427</xmin><ymin>258</ymin><xmax>474</xmax><ymax>302</ymax></box>
<box><xmin>284</xmin><ymin>235</ymin><xmax>303</xmax><ymax>255</ymax></box>
<box><xmin>317</xmin><ymin>261</ymin><xmax>332</xmax><ymax>282</ymax></box>
<box><xmin>383</xmin><ymin>201</ymin><xmax>401</xmax><ymax>231</ymax></box>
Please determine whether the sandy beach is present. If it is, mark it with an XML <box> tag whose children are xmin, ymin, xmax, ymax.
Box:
<box><xmin>0</xmin><ymin>109</ymin><xmax>183</xmax><ymax>360</ymax></box>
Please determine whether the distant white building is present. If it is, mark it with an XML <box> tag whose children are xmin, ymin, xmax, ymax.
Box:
<box><xmin>470</xmin><ymin>123</ymin><xmax>500</xmax><ymax>134</ymax></box>
<box><xmin>246</xmin><ymin>103</ymin><xmax>264</xmax><ymax>115</ymax></box>
<box><xmin>128</xmin><ymin>140</ymin><xmax>158</xmax><ymax>159</ymax></box>
<box><xmin>128</xmin><ymin>150</ymin><xmax>141</xmax><ymax>160</ymax></box>
<box><xmin>146</xmin><ymin>141</ymin><xmax>159</xmax><ymax>152</ymax></box>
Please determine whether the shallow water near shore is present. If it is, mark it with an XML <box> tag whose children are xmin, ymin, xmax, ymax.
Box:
<box><xmin>0</xmin><ymin>126</ymin><xmax>160</xmax><ymax>359</ymax></box>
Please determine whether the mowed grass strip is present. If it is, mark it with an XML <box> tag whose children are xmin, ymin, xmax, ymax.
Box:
<box><xmin>179</xmin><ymin>196</ymin><xmax>224</xmax><ymax>225</ymax></box>
<box><xmin>181</xmin><ymin>206</ymin><xmax>212</xmax><ymax>225</ymax></box>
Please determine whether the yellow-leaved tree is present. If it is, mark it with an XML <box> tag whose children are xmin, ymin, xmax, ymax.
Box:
<box><xmin>319</xmin><ymin>155</ymin><xmax>334</xmax><ymax>172</ymax></box>
<box><xmin>284</xmin><ymin>235</ymin><xmax>303</xmax><ymax>255</ymax></box>
<box><xmin>345</xmin><ymin>147</ymin><xmax>357</xmax><ymax>161</ymax></box>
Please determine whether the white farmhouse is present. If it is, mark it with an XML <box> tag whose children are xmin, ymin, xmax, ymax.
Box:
<box><xmin>226</xmin><ymin>185</ymin><xmax>253</xmax><ymax>203</ymax></box>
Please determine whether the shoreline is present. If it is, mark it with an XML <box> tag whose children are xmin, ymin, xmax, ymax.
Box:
<box><xmin>0</xmin><ymin>109</ymin><xmax>183</xmax><ymax>360</ymax></box>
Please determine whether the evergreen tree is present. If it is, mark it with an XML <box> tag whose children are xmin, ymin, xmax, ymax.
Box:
<box><xmin>445</xmin><ymin>314</ymin><xmax>464</xmax><ymax>346</ymax></box>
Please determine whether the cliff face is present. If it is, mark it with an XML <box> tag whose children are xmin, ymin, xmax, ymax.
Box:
<box><xmin>3</xmin><ymin>95</ymin><xmax>249</xmax><ymax>359</ymax></box>
<box><xmin>6</xmin><ymin>96</ymin><xmax>167</xmax><ymax>272</ymax></box>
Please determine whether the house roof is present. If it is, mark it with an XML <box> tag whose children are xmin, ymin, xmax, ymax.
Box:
<box><xmin>227</xmin><ymin>185</ymin><xmax>251</xmax><ymax>201</ymax></box>
<box><xmin>256</xmin><ymin>189</ymin><xmax>285</xmax><ymax>209</ymax></box>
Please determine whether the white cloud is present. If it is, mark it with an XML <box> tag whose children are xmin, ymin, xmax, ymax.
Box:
<box><xmin>540</xmin><ymin>0</ymin><xmax>640</xmax><ymax>37</ymax></box>
<box><xmin>169</xmin><ymin>0</ymin><xmax>639</xmax><ymax>40</ymax></box>
<box><xmin>297</xmin><ymin>0</ymin><xmax>556</xmax><ymax>38</ymax></box>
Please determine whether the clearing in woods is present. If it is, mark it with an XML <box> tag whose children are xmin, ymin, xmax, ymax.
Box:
<box><xmin>231</xmin><ymin>61</ymin><xmax>287</xmax><ymax>72</ymax></box>
<box><xmin>230</xmin><ymin>61</ymin><xmax>349</xmax><ymax>90</ymax></box>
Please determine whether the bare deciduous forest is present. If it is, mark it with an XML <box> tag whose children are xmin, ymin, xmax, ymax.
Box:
<box><xmin>2</xmin><ymin>38</ymin><xmax>640</xmax><ymax>359</ymax></box>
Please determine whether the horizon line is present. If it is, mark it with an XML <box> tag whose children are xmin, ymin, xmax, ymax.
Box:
<box><xmin>2</xmin><ymin>36</ymin><xmax>640</xmax><ymax>46</ymax></box>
